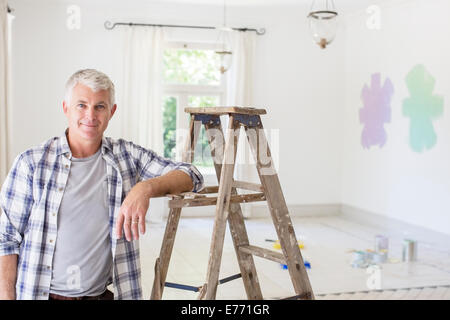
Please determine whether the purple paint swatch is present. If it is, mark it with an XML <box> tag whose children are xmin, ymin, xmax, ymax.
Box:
<box><xmin>359</xmin><ymin>73</ymin><xmax>394</xmax><ymax>149</ymax></box>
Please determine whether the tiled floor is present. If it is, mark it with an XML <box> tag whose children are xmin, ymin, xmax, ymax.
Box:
<box><xmin>139</xmin><ymin>214</ymin><xmax>450</xmax><ymax>300</ymax></box>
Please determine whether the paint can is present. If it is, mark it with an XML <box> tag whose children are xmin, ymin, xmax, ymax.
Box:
<box><xmin>365</xmin><ymin>249</ymin><xmax>375</xmax><ymax>262</ymax></box>
<box><xmin>375</xmin><ymin>235</ymin><xmax>389</xmax><ymax>252</ymax></box>
<box><xmin>402</xmin><ymin>239</ymin><xmax>417</xmax><ymax>262</ymax></box>
<box><xmin>372</xmin><ymin>249</ymin><xmax>388</xmax><ymax>264</ymax></box>
<box><xmin>351</xmin><ymin>250</ymin><xmax>368</xmax><ymax>268</ymax></box>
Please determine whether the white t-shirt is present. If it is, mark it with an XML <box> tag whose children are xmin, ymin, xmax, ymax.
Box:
<box><xmin>50</xmin><ymin>148</ymin><xmax>112</xmax><ymax>297</ymax></box>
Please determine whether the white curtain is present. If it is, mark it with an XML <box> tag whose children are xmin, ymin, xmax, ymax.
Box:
<box><xmin>0</xmin><ymin>0</ymin><xmax>11</xmax><ymax>185</ymax></box>
<box><xmin>119</xmin><ymin>26</ymin><xmax>164</xmax><ymax>155</ymax></box>
<box><xmin>225</xmin><ymin>31</ymin><xmax>257</xmax><ymax>217</ymax></box>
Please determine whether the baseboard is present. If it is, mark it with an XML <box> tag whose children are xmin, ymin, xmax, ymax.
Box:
<box><xmin>340</xmin><ymin>203</ymin><xmax>450</xmax><ymax>247</ymax></box>
<box><xmin>340</xmin><ymin>204</ymin><xmax>399</xmax><ymax>229</ymax></box>
<box><xmin>340</xmin><ymin>203</ymin><xmax>432</xmax><ymax>233</ymax></box>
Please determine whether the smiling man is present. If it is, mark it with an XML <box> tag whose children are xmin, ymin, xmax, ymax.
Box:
<box><xmin>0</xmin><ymin>69</ymin><xmax>204</xmax><ymax>300</ymax></box>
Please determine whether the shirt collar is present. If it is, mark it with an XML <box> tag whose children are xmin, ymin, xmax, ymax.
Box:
<box><xmin>101</xmin><ymin>135</ymin><xmax>113</xmax><ymax>154</ymax></box>
<box><xmin>57</xmin><ymin>129</ymin><xmax>72</xmax><ymax>157</ymax></box>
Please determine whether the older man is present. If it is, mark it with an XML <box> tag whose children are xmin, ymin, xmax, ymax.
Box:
<box><xmin>0</xmin><ymin>69</ymin><xmax>204</xmax><ymax>300</ymax></box>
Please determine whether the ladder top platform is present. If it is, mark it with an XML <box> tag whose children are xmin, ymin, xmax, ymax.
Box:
<box><xmin>185</xmin><ymin>106</ymin><xmax>267</xmax><ymax>115</ymax></box>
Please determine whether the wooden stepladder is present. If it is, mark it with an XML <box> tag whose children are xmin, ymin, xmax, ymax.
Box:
<box><xmin>150</xmin><ymin>107</ymin><xmax>314</xmax><ymax>300</ymax></box>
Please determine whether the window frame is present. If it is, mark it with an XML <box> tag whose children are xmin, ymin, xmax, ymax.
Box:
<box><xmin>162</xmin><ymin>41</ymin><xmax>227</xmax><ymax>175</ymax></box>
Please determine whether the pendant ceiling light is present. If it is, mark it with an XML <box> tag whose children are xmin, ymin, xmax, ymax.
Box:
<box><xmin>307</xmin><ymin>0</ymin><xmax>338</xmax><ymax>49</ymax></box>
<box><xmin>215</xmin><ymin>0</ymin><xmax>233</xmax><ymax>74</ymax></box>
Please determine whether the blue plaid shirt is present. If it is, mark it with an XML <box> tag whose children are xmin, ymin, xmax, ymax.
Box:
<box><xmin>0</xmin><ymin>131</ymin><xmax>204</xmax><ymax>300</ymax></box>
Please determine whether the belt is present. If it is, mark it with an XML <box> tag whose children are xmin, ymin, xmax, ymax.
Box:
<box><xmin>49</xmin><ymin>289</ymin><xmax>113</xmax><ymax>300</ymax></box>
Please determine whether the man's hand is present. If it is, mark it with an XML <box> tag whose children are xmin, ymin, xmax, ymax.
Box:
<box><xmin>115</xmin><ymin>170</ymin><xmax>194</xmax><ymax>242</ymax></box>
<box><xmin>115</xmin><ymin>181</ymin><xmax>151</xmax><ymax>242</ymax></box>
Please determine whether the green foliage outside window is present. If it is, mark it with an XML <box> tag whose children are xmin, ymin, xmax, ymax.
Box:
<box><xmin>163</xmin><ymin>49</ymin><xmax>221</xmax><ymax>85</ymax></box>
<box><xmin>163</xmin><ymin>96</ymin><xmax>177</xmax><ymax>159</ymax></box>
<box><xmin>162</xmin><ymin>48</ymin><xmax>222</xmax><ymax>168</ymax></box>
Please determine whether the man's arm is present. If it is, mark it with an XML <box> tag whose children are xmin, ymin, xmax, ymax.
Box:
<box><xmin>0</xmin><ymin>254</ymin><xmax>17</xmax><ymax>300</ymax></box>
<box><xmin>0</xmin><ymin>153</ymin><xmax>35</xmax><ymax>300</ymax></box>
<box><xmin>142</xmin><ymin>169</ymin><xmax>194</xmax><ymax>197</ymax></box>
<box><xmin>115</xmin><ymin>170</ymin><xmax>194</xmax><ymax>242</ymax></box>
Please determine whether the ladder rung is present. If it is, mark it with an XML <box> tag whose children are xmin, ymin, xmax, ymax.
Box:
<box><xmin>180</xmin><ymin>192</ymin><xmax>207</xmax><ymax>199</ymax></box>
<box><xmin>186</xmin><ymin>106</ymin><xmax>267</xmax><ymax>116</ymax></box>
<box><xmin>164</xmin><ymin>273</ymin><xmax>242</xmax><ymax>293</ymax></box>
<box><xmin>168</xmin><ymin>192</ymin><xmax>266</xmax><ymax>208</ymax></box>
<box><xmin>198</xmin><ymin>182</ymin><xmax>263</xmax><ymax>194</ymax></box>
<box><xmin>165</xmin><ymin>282</ymin><xmax>200</xmax><ymax>292</ymax></box>
<box><xmin>219</xmin><ymin>273</ymin><xmax>242</xmax><ymax>284</ymax></box>
<box><xmin>232</xmin><ymin>181</ymin><xmax>264</xmax><ymax>192</ymax></box>
<box><xmin>166</xmin><ymin>194</ymin><xmax>183</xmax><ymax>199</ymax></box>
<box><xmin>198</xmin><ymin>186</ymin><xmax>219</xmax><ymax>194</ymax></box>
<box><xmin>239</xmin><ymin>245</ymin><xmax>286</xmax><ymax>264</ymax></box>
<box><xmin>166</xmin><ymin>192</ymin><xmax>207</xmax><ymax>199</ymax></box>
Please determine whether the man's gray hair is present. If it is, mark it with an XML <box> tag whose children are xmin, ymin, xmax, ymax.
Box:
<box><xmin>65</xmin><ymin>69</ymin><xmax>116</xmax><ymax>106</ymax></box>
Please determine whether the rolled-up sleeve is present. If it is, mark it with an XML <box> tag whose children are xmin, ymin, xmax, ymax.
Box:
<box><xmin>0</xmin><ymin>154</ymin><xmax>33</xmax><ymax>256</ymax></box>
<box><xmin>169</xmin><ymin>163</ymin><xmax>204</xmax><ymax>193</ymax></box>
<box><xmin>130</xmin><ymin>142</ymin><xmax>204</xmax><ymax>193</ymax></box>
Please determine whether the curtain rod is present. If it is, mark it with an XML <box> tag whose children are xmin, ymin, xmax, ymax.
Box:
<box><xmin>104</xmin><ymin>20</ymin><xmax>266</xmax><ymax>35</ymax></box>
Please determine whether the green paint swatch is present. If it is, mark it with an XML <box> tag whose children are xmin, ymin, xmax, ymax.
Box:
<box><xmin>403</xmin><ymin>65</ymin><xmax>444</xmax><ymax>153</ymax></box>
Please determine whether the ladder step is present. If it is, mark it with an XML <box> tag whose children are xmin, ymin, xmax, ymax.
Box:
<box><xmin>197</xmin><ymin>182</ymin><xmax>263</xmax><ymax>194</ymax></box>
<box><xmin>239</xmin><ymin>245</ymin><xmax>286</xmax><ymax>264</ymax></box>
<box><xmin>165</xmin><ymin>282</ymin><xmax>200</xmax><ymax>292</ymax></box>
<box><xmin>199</xmin><ymin>186</ymin><xmax>219</xmax><ymax>194</ymax></box>
<box><xmin>219</xmin><ymin>273</ymin><xmax>242</xmax><ymax>284</ymax></box>
<box><xmin>232</xmin><ymin>181</ymin><xmax>264</xmax><ymax>192</ymax></box>
<box><xmin>169</xmin><ymin>192</ymin><xmax>266</xmax><ymax>208</ymax></box>
<box><xmin>166</xmin><ymin>192</ymin><xmax>207</xmax><ymax>199</ymax></box>
<box><xmin>164</xmin><ymin>273</ymin><xmax>242</xmax><ymax>292</ymax></box>
<box><xmin>186</xmin><ymin>106</ymin><xmax>267</xmax><ymax>116</ymax></box>
<box><xmin>168</xmin><ymin>181</ymin><xmax>263</xmax><ymax>199</ymax></box>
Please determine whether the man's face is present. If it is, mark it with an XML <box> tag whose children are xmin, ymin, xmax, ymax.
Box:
<box><xmin>63</xmin><ymin>83</ymin><xmax>116</xmax><ymax>144</ymax></box>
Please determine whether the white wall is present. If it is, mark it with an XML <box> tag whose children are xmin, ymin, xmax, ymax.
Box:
<box><xmin>8</xmin><ymin>0</ymin><xmax>344</xmax><ymax>208</ymax></box>
<box><xmin>11</xmin><ymin>0</ymin><xmax>448</xmax><ymax>235</ymax></box>
<box><xmin>341</xmin><ymin>0</ymin><xmax>450</xmax><ymax>235</ymax></box>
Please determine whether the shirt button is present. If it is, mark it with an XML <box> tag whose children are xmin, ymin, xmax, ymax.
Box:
<box><xmin>49</xmin><ymin>239</ymin><xmax>54</xmax><ymax>244</ymax></box>
<box><xmin>58</xmin><ymin>187</ymin><xmax>63</xmax><ymax>192</ymax></box>
<box><xmin>52</xmin><ymin>213</ymin><xmax>56</xmax><ymax>217</ymax></box>
<box><xmin>65</xmin><ymin>165</ymin><xmax>69</xmax><ymax>169</ymax></box>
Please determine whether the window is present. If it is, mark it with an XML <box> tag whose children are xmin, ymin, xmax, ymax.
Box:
<box><xmin>162</xmin><ymin>42</ymin><xmax>225</xmax><ymax>175</ymax></box>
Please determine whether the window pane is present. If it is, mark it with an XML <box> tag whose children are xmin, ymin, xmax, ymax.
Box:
<box><xmin>189</xmin><ymin>96</ymin><xmax>220</xmax><ymax>168</ymax></box>
<box><xmin>188</xmin><ymin>96</ymin><xmax>220</xmax><ymax>108</ymax></box>
<box><xmin>162</xmin><ymin>96</ymin><xmax>177</xmax><ymax>159</ymax></box>
<box><xmin>163</xmin><ymin>49</ymin><xmax>221</xmax><ymax>85</ymax></box>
